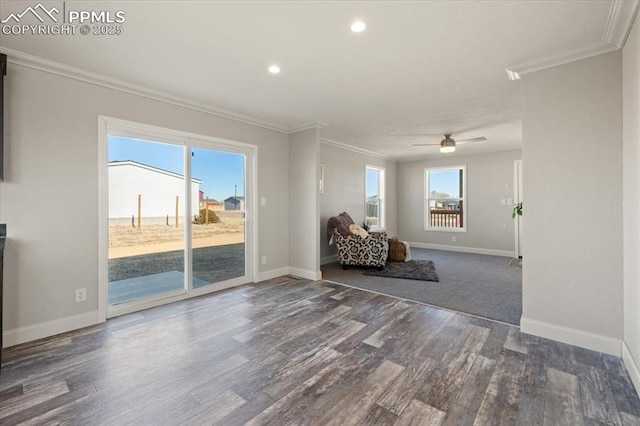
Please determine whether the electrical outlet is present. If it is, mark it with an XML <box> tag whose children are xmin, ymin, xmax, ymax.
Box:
<box><xmin>451</xmin><ymin>236</ymin><xmax>456</xmax><ymax>243</ymax></box>
<box><xmin>260</xmin><ymin>197</ymin><xmax>266</xmax><ymax>206</ymax></box>
<box><xmin>261</xmin><ymin>255</ymin><xmax>267</xmax><ymax>265</ymax></box>
<box><xmin>75</xmin><ymin>288</ymin><xmax>87</xmax><ymax>303</ymax></box>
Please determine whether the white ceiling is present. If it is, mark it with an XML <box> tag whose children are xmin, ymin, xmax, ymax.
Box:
<box><xmin>0</xmin><ymin>0</ymin><xmax>624</xmax><ymax>160</ymax></box>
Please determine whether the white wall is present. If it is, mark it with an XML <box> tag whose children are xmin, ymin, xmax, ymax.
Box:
<box><xmin>289</xmin><ymin>128</ymin><xmax>321</xmax><ymax>279</ymax></box>
<box><xmin>108</xmin><ymin>163</ymin><xmax>199</xmax><ymax>219</ymax></box>
<box><xmin>521</xmin><ymin>51</ymin><xmax>623</xmax><ymax>354</ymax></box>
<box><xmin>319</xmin><ymin>142</ymin><xmax>398</xmax><ymax>263</ymax></box>
<box><xmin>0</xmin><ymin>63</ymin><xmax>290</xmax><ymax>342</ymax></box>
<box><xmin>397</xmin><ymin>149</ymin><xmax>521</xmax><ymax>255</ymax></box>
<box><xmin>623</xmin><ymin>14</ymin><xmax>640</xmax><ymax>390</ymax></box>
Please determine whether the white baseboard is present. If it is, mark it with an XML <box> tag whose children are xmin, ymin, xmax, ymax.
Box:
<box><xmin>623</xmin><ymin>341</ymin><xmax>640</xmax><ymax>395</ymax></box>
<box><xmin>258</xmin><ymin>266</ymin><xmax>325</xmax><ymax>282</ymax></box>
<box><xmin>3</xmin><ymin>311</ymin><xmax>99</xmax><ymax>348</ymax></box>
<box><xmin>257</xmin><ymin>267</ymin><xmax>291</xmax><ymax>282</ymax></box>
<box><xmin>407</xmin><ymin>242</ymin><xmax>513</xmax><ymax>258</ymax></box>
<box><xmin>520</xmin><ymin>316</ymin><xmax>621</xmax><ymax>356</ymax></box>
<box><xmin>321</xmin><ymin>254</ymin><xmax>338</xmax><ymax>265</ymax></box>
<box><xmin>289</xmin><ymin>267</ymin><xmax>322</xmax><ymax>281</ymax></box>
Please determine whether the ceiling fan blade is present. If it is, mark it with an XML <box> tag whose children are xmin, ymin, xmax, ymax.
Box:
<box><xmin>412</xmin><ymin>143</ymin><xmax>441</xmax><ymax>146</ymax></box>
<box><xmin>456</xmin><ymin>136</ymin><xmax>487</xmax><ymax>143</ymax></box>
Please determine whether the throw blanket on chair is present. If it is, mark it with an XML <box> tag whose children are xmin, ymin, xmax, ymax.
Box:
<box><xmin>326</xmin><ymin>212</ymin><xmax>355</xmax><ymax>245</ymax></box>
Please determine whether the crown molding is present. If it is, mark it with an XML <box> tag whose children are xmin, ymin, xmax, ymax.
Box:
<box><xmin>288</xmin><ymin>121</ymin><xmax>329</xmax><ymax>134</ymax></box>
<box><xmin>603</xmin><ymin>0</ymin><xmax>640</xmax><ymax>48</ymax></box>
<box><xmin>320</xmin><ymin>137</ymin><xmax>394</xmax><ymax>161</ymax></box>
<box><xmin>506</xmin><ymin>42</ymin><xmax>618</xmax><ymax>77</ymax></box>
<box><xmin>507</xmin><ymin>0</ymin><xmax>639</xmax><ymax>79</ymax></box>
<box><xmin>0</xmin><ymin>47</ymin><xmax>291</xmax><ymax>134</ymax></box>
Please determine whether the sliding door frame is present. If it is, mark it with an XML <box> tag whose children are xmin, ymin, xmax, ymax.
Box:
<box><xmin>97</xmin><ymin>116</ymin><xmax>258</xmax><ymax>322</ymax></box>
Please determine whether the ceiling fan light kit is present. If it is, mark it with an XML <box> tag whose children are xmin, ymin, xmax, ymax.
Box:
<box><xmin>440</xmin><ymin>138</ymin><xmax>456</xmax><ymax>153</ymax></box>
<box><xmin>412</xmin><ymin>134</ymin><xmax>487</xmax><ymax>154</ymax></box>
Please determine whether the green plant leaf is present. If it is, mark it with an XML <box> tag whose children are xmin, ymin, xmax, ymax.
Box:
<box><xmin>512</xmin><ymin>202</ymin><xmax>522</xmax><ymax>219</ymax></box>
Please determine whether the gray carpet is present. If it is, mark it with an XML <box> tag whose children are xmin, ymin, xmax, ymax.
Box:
<box><xmin>364</xmin><ymin>260</ymin><xmax>439</xmax><ymax>282</ymax></box>
<box><xmin>321</xmin><ymin>248</ymin><xmax>522</xmax><ymax>325</ymax></box>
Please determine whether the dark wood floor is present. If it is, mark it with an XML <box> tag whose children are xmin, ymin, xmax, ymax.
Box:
<box><xmin>1</xmin><ymin>276</ymin><xmax>639</xmax><ymax>425</ymax></box>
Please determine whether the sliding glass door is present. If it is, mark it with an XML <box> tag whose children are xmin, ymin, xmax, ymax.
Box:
<box><xmin>191</xmin><ymin>146</ymin><xmax>246</xmax><ymax>288</ymax></box>
<box><xmin>107</xmin><ymin>136</ymin><xmax>187</xmax><ymax>305</ymax></box>
<box><xmin>105</xmin><ymin>131</ymin><xmax>250</xmax><ymax>313</ymax></box>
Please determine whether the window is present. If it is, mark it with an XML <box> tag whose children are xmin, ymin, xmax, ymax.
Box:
<box><xmin>365</xmin><ymin>165</ymin><xmax>385</xmax><ymax>230</ymax></box>
<box><xmin>425</xmin><ymin>165</ymin><xmax>466</xmax><ymax>232</ymax></box>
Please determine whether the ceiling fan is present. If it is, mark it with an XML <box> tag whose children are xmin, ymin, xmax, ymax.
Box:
<box><xmin>412</xmin><ymin>134</ymin><xmax>487</xmax><ymax>153</ymax></box>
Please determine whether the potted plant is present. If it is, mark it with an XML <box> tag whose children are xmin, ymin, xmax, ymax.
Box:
<box><xmin>512</xmin><ymin>202</ymin><xmax>522</xmax><ymax>219</ymax></box>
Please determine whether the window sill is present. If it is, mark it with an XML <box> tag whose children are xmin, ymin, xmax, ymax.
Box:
<box><xmin>424</xmin><ymin>227</ymin><xmax>467</xmax><ymax>233</ymax></box>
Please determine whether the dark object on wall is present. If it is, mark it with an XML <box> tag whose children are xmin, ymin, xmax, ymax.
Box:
<box><xmin>0</xmin><ymin>53</ymin><xmax>6</xmax><ymax>181</ymax></box>
<box><xmin>0</xmin><ymin>224</ymin><xmax>6</xmax><ymax>371</ymax></box>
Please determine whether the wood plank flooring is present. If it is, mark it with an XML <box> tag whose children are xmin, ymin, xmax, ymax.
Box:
<box><xmin>1</xmin><ymin>276</ymin><xmax>639</xmax><ymax>425</ymax></box>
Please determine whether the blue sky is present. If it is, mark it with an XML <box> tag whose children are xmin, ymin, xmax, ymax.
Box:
<box><xmin>366</xmin><ymin>168</ymin><xmax>378</xmax><ymax>198</ymax></box>
<box><xmin>108</xmin><ymin>136</ymin><xmax>245</xmax><ymax>201</ymax></box>
<box><xmin>428</xmin><ymin>169</ymin><xmax>461</xmax><ymax>198</ymax></box>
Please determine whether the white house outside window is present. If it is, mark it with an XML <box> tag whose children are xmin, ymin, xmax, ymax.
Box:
<box><xmin>365</xmin><ymin>165</ymin><xmax>385</xmax><ymax>230</ymax></box>
<box><xmin>425</xmin><ymin>165</ymin><xmax>467</xmax><ymax>232</ymax></box>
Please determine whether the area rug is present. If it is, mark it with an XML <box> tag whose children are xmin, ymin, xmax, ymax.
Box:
<box><xmin>363</xmin><ymin>260</ymin><xmax>439</xmax><ymax>282</ymax></box>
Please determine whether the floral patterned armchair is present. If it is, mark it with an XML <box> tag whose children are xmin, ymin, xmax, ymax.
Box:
<box><xmin>327</xmin><ymin>212</ymin><xmax>389</xmax><ymax>269</ymax></box>
<box><xmin>333</xmin><ymin>229</ymin><xmax>388</xmax><ymax>269</ymax></box>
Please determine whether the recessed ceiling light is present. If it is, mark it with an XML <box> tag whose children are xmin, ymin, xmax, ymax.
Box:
<box><xmin>350</xmin><ymin>20</ymin><xmax>366</xmax><ymax>33</ymax></box>
<box><xmin>268</xmin><ymin>64</ymin><xmax>280</xmax><ymax>74</ymax></box>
